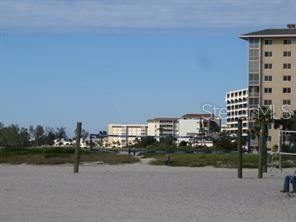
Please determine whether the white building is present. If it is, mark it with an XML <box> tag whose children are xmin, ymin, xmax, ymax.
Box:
<box><xmin>225</xmin><ymin>88</ymin><xmax>249</xmax><ymax>136</ymax></box>
<box><xmin>178</xmin><ymin>114</ymin><xmax>221</xmax><ymax>144</ymax></box>
<box><xmin>147</xmin><ymin>118</ymin><xmax>179</xmax><ymax>140</ymax></box>
<box><xmin>54</xmin><ymin>138</ymin><xmax>88</xmax><ymax>148</ymax></box>
<box><xmin>178</xmin><ymin>114</ymin><xmax>210</xmax><ymax>140</ymax></box>
<box><xmin>147</xmin><ymin>114</ymin><xmax>220</xmax><ymax>144</ymax></box>
<box><xmin>107</xmin><ymin>124</ymin><xmax>148</xmax><ymax>148</ymax></box>
<box><xmin>54</xmin><ymin>138</ymin><xmax>73</xmax><ymax>147</ymax></box>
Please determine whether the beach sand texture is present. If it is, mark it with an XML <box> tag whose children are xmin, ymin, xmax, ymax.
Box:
<box><xmin>0</xmin><ymin>163</ymin><xmax>295</xmax><ymax>222</ymax></box>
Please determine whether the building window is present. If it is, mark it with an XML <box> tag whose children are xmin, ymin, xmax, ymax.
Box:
<box><xmin>264</xmin><ymin>100</ymin><xmax>272</xmax><ymax>105</ymax></box>
<box><xmin>283</xmin><ymin>63</ymin><xmax>291</xmax><ymax>69</ymax></box>
<box><xmin>283</xmin><ymin>75</ymin><xmax>291</xmax><ymax>81</ymax></box>
<box><xmin>283</xmin><ymin>88</ymin><xmax>291</xmax><ymax>93</ymax></box>
<box><xmin>267</xmin><ymin>136</ymin><xmax>272</xmax><ymax>142</ymax></box>
<box><xmin>264</xmin><ymin>88</ymin><xmax>272</xmax><ymax>93</ymax></box>
<box><xmin>264</xmin><ymin>51</ymin><xmax>272</xmax><ymax>57</ymax></box>
<box><xmin>264</xmin><ymin>75</ymin><xmax>272</xmax><ymax>81</ymax></box>
<box><xmin>283</xmin><ymin>100</ymin><xmax>291</xmax><ymax>105</ymax></box>
<box><xmin>265</xmin><ymin>39</ymin><xmax>272</xmax><ymax>45</ymax></box>
<box><xmin>283</xmin><ymin>39</ymin><xmax>292</xmax><ymax>45</ymax></box>
<box><xmin>264</xmin><ymin>64</ymin><xmax>272</xmax><ymax>69</ymax></box>
<box><xmin>283</xmin><ymin>51</ymin><xmax>292</xmax><ymax>57</ymax></box>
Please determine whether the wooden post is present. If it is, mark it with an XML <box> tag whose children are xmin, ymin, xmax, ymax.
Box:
<box><xmin>166</xmin><ymin>154</ymin><xmax>171</xmax><ymax>166</ymax></box>
<box><xmin>74</xmin><ymin>122</ymin><xmax>82</xmax><ymax>173</ymax></box>
<box><xmin>237</xmin><ymin>119</ymin><xmax>243</xmax><ymax>178</ymax></box>
<box><xmin>258</xmin><ymin>122</ymin><xmax>264</xmax><ymax>178</ymax></box>
<box><xmin>278</xmin><ymin>130</ymin><xmax>283</xmax><ymax>172</ymax></box>
<box><xmin>279</xmin><ymin>153</ymin><xmax>283</xmax><ymax>172</ymax></box>
<box><xmin>90</xmin><ymin>134</ymin><xmax>93</xmax><ymax>152</ymax></box>
<box><xmin>263</xmin><ymin>123</ymin><xmax>268</xmax><ymax>173</ymax></box>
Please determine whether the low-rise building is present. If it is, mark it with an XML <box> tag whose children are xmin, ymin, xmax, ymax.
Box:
<box><xmin>178</xmin><ymin>114</ymin><xmax>211</xmax><ymax>139</ymax></box>
<box><xmin>147</xmin><ymin>117</ymin><xmax>179</xmax><ymax>140</ymax></box>
<box><xmin>54</xmin><ymin>138</ymin><xmax>88</xmax><ymax>148</ymax></box>
<box><xmin>147</xmin><ymin>114</ymin><xmax>220</xmax><ymax>144</ymax></box>
<box><xmin>107</xmin><ymin>124</ymin><xmax>148</xmax><ymax>148</ymax></box>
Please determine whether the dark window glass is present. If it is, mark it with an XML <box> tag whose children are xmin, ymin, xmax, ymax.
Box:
<box><xmin>264</xmin><ymin>88</ymin><xmax>272</xmax><ymax>93</ymax></box>
<box><xmin>264</xmin><ymin>64</ymin><xmax>272</xmax><ymax>69</ymax></box>
<box><xmin>264</xmin><ymin>51</ymin><xmax>272</xmax><ymax>57</ymax></box>
<box><xmin>283</xmin><ymin>39</ymin><xmax>292</xmax><ymax>45</ymax></box>
<box><xmin>265</xmin><ymin>39</ymin><xmax>272</xmax><ymax>45</ymax></box>
<box><xmin>283</xmin><ymin>88</ymin><xmax>291</xmax><ymax>93</ymax></box>
<box><xmin>283</xmin><ymin>75</ymin><xmax>291</xmax><ymax>81</ymax></box>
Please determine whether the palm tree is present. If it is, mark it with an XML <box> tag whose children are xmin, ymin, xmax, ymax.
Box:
<box><xmin>274</xmin><ymin>111</ymin><xmax>296</xmax><ymax>153</ymax></box>
<box><xmin>251</xmin><ymin>106</ymin><xmax>274</xmax><ymax>176</ymax></box>
<box><xmin>274</xmin><ymin>111</ymin><xmax>296</xmax><ymax>130</ymax></box>
<box><xmin>249</xmin><ymin>124</ymin><xmax>261</xmax><ymax>151</ymax></box>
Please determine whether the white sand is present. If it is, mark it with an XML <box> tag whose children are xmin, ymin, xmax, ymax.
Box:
<box><xmin>0</xmin><ymin>163</ymin><xmax>295</xmax><ymax>222</ymax></box>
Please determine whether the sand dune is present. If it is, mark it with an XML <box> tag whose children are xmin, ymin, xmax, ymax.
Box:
<box><xmin>0</xmin><ymin>163</ymin><xmax>295</xmax><ymax>222</ymax></box>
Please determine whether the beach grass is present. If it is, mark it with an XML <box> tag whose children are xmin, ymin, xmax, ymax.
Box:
<box><xmin>0</xmin><ymin>147</ymin><xmax>139</xmax><ymax>165</ymax></box>
<box><xmin>143</xmin><ymin>153</ymin><xmax>296</xmax><ymax>168</ymax></box>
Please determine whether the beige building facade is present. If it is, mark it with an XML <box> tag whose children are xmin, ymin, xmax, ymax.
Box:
<box><xmin>147</xmin><ymin>118</ymin><xmax>179</xmax><ymax>139</ymax></box>
<box><xmin>107</xmin><ymin>124</ymin><xmax>147</xmax><ymax>148</ymax></box>
<box><xmin>240</xmin><ymin>24</ymin><xmax>296</xmax><ymax>148</ymax></box>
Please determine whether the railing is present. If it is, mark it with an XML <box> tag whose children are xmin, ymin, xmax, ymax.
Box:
<box><xmin>248</xmin><ymin>104</ymin><xmax>259</xmax><ymax>109</ymax></box>
<box><xmin>249</xmin><ymin>80</ymin><xmax>259</xmax><ymax>85</ymax></box>
<box><xmin>248</xmin><ymin>92</ymin><xmax>259</xmax><ymax>97</ymax></box>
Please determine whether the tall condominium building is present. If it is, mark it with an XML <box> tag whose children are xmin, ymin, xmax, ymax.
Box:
<box><xmin>225</xmin><ymin>88</ymin><xmax>248</xmax><ymax>136</ymax></box>
<box><xmin>240</xmin><ymin>24</ymin><xmax>296</xmax><ymax>148</ymax></box>
<box><xmin>107</xmin><ymin>124</ymin><xmax>147</xmax><ymax>148</ymax></box>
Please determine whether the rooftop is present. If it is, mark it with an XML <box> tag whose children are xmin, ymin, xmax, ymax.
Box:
<box><xmin>181</xmin><ymin>113</ymin><xmax>213</xmax><ymax>119</ymax></box>
<box><xmin>147</xmin><ymin>117</ymin><xmax>179</xmax><ymax>122</ymax></box>
<box><xmin>240</xmin><ymin>24</ymin><xmax>296</xmax><ymax>39</ymax></box>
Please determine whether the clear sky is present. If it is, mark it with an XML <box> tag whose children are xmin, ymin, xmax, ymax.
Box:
<box><xmin>0</xmin><ymin>0</ymin><xmax>295</xmax><ymax>136</ymax></box>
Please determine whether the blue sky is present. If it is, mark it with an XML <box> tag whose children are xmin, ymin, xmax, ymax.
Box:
<box><xmin>0</xmin><ymin>0</ymin><xmax>295</xmax><ymax>136</ymax></box>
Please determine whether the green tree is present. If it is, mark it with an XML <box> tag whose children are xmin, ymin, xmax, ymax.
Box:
<box><xmin>56</xmin><ymin>127</ymin><xmax>67</xmax><ymax>139</ymax></box>
<box><xmin>250</xmin><ymin>106</ymin><xmax>273</xmax><ymax>148</ymax></box>
<box><xmin>179</xmin><ymin>141</ymin><xmax>188</xmax><ymax>147</ymax></box>
<box><xmin>274</xmin><ymin>111</ymin><xmax>296</xmax><ymax>130</ymax></box>
<box><xmin>44</xmin><ymin>127</ymin><xmax>56</xmax><ymax>145</ymax></box>
<box><xmin>134</xmin><ymin>136</ymin><xmax>156</xmax><ymax>148</ymax></box>
<box><xmin>213</xmin><ymin>132</ymin><xmax>236</xmax><ymax>151</ymax></box>
<box><xmin>252</xmin><ymin>106</ymin><xmax>273</xmax><ymax>175</ymax></box>
<box><xmin>160</xmin><ymin>136</ymin><xmax>176</xmax><ymax>146</ymax></box>
<box><xmin>6</xmin><ymin>124</ymin><xmax>21</xmax><ymax>147</ymax></box>
<box><xmin>0</xmin><ymin>122</ymin><xmax>4</xmax><ymax>146</ymax></box>
<box><xmin>19</xmin><ymin>127</ymin><xmax>30</xmax><ymax>147</ymax></box>
<box><xmin>81</xmin><ymin>129</ymin><xmax>89</xmax><ymax>139</ymax></box>
<box><xmin>274</xmin><ymin>111</ymin><xmax>296</xmax><ymax>153</ymax></box>
<box><xmin>34</xmin><ymin>125</ymin><xmax>44</xmax><ymax>146</ymax></box>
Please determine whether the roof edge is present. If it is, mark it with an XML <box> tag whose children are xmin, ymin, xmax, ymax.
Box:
<box><xmin>240</xmin><ymin>34</ymin><xmax>296</xmax><ymax>40</ymax></box>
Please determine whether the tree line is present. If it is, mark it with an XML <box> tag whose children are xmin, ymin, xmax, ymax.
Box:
<box><xmin>0</xmin><ymin>123</ymin><xmax>67</xmax><ymax>148</ymax></box>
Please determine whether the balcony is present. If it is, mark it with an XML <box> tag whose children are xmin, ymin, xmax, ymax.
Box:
<box><xmin>248</xmin><ymin>104</ymin><xmax>259</xmax><ymax>109</ymax></box>
<box><xmin>248</xmin><ymin>92</ymin><xmax>259</xmax><ymax>97</ymax></box>
<box><xmin>249</xmin><ymin>80</ymin><xmax>259</xmax><ymax>85</ymax></box>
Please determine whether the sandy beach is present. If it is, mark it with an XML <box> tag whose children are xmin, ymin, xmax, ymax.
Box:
<box><xmin>0</xmin><ymin>162</ymin><xmax>295</xmax><ymax>222</ymax></box>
